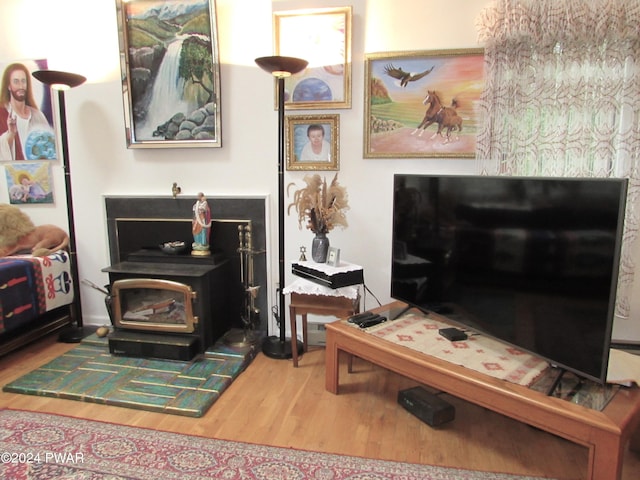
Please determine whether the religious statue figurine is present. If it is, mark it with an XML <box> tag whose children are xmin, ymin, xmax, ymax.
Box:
<box><xmin>191</xmin><ymin>192</ymin><xmax>212</xmax><ymax>256</ymax></box>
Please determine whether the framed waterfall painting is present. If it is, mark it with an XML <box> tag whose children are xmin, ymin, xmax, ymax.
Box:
<box><xmin>115</xmin><ymin>0</ymin><xmax>222</xmax><ymax>148</ymax></box>
<box><xmin>364</xmin><ymin>48</ymin><xmax>484</xmax><ymax>158</ymax></box>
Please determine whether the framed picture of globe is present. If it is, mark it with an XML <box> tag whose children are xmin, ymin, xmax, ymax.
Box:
<box><xmin>116</xmin><ymin>0</ymin><xmax>222</xmax><ymax>148</ymax></box>
<box><xmin>0</xmin><ymin>59</ymin><xmax>57</xmax><ymax>162</ymax></box>
<box><xmin>364</xmin><ymin>49</ymin><xmax>484</xmax><ymax>158</ymax></box>
<box><xmin>274</xmin><ymin>7</ymin><xmax>352</xmax><ymax>110</ymax></box>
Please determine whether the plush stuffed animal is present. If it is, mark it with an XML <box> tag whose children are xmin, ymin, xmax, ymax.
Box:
<box><xmin>0</xmin><ymin>204</ymin><xmax>69</xmax><ymax>257</ymax></box>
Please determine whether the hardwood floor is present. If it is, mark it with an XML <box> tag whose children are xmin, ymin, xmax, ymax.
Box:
<box><xmin>1</xmin><ymin>335</ymin><xmax>640</xmax><ymax>480</ymax></box>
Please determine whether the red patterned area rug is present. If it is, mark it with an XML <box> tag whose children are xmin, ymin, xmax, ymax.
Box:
<box><xmin>0</xmin><ymin>409</ymin><xmax>553</xmax><ymax>480</ymax></box>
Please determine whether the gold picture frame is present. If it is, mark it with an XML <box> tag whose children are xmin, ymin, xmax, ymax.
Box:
<box><xmin>286</xmin><ymin>114</ymin><xmax>339</xmax><ymax>171</ymax></box>
<box><xmin>115</xmin><ymin>0</ymin><xmax>222</xmax><ymax>149</ymax></box>
<box><xmin>274</xmin><ymin>6</ymin><xmax>352</xmax><ymax>110</ymax></box>
<box><xmin>364</xmin><ymin>48</ymin><xmax>484</xmax><ymax>158</ymax></box>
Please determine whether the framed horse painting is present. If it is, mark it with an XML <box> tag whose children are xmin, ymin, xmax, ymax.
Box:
<box><xmin>115</xmin><ymin>0</ymin><xmax>222</xmax><ymax>149</ymax></box>
<box><xmin>364</xmin><ymin>48</ymin><xmax>484</xmax><ymax>158</ymax></box>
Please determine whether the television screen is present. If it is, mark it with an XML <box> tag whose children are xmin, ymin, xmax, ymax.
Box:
<box><xmin>391</xmin><ymin>174</ymin><xmax>628</xmax><ymax>383</ymax></box>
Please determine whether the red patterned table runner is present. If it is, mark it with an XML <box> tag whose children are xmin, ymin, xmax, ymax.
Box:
<box><xmin>364</xmin><ymin>312</ymin><xmax>549</xmax><ymax>386</ymax></box>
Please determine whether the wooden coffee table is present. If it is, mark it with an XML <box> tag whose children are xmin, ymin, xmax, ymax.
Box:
<box><xmin>325</xmin><ymin>301</ymin><xmax>640</xmax><ymax>480</ymax></box>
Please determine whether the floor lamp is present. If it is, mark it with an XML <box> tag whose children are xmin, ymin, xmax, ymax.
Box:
<box><xmin>255</xmin><ymin>56</ymin><xmax>308</xmax><ymax>359</ymax></box>
<box><xmin>32</xmin><ymin>70</ymin><xmax>87</xmax><ymax>343</ymax></box>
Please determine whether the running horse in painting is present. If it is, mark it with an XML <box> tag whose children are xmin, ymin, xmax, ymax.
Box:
<box><xmin>411</xmin><ymin>90</ymin><xmax>462</xmax><ymax>142</ymax></box>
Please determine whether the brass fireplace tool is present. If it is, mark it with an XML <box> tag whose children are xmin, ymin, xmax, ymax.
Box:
<box><xmin>224</xmin><ymin>224</ymin><xmax>263</xmax><ymax>347</ymax></box>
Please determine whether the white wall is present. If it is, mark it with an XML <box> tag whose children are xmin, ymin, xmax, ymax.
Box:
<box><xmin>1</xmin><ymin>0</ymin><xmax>638</xmax><ymax>342</ymax></box>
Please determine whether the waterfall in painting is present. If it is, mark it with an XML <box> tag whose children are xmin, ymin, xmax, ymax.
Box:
<box><xmin>137</xmin><ymin>35</ymin><xmax>197</xmax><ymax>140</ymax></box>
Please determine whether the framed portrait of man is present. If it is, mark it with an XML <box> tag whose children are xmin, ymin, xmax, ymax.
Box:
<box><xmin>286</xmin><ymin>114</ymin><xmax>339</xmax><ymax>171</ymax></box>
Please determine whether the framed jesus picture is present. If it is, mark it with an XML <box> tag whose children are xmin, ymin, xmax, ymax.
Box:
<box><xmin>115</xmin><ymin>0</ymin><xmax>222</xmax><ymax>149</ymax></box>
<box><xmin>364</xmin><ymin>48</ymin><xmax>484</xmax><ymax>158</ymax></box>
<box><xmin>0</xmin><ymin>59</ymin><xmax>56</xmax><ymax>161</ymax></box>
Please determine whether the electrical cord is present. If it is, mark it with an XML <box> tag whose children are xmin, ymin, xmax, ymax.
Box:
<box><xmin>361</xmin><ymin>282</ymin><xmax>382</xmax><ymax>312</ymax></box>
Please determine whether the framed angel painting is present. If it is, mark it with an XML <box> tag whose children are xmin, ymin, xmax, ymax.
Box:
<box><xmin>364</xmin><ymin>48</ymin><xmax>484</xmax><ymax>158</ymax></box>
<box><xmin>4</xmin><ymin>162</ymin><xmax>54</xmax><ymax>204</ymax></box>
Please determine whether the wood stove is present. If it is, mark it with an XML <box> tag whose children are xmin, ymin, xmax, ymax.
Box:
<box><xmin>103</xmin><ymin>256</ymin><xmax>231</xmax><ymax>360</ymax></box>
<box><xmin>103</xmin><ymin>196</ymin><xmax>268</xmax><ymax>360</ymax></box>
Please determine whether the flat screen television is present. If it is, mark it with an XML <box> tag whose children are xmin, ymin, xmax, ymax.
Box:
<box><xmin>391</xmin><ymin>174</ymin><xmax>628</xmax><ymax>384</ymax></box>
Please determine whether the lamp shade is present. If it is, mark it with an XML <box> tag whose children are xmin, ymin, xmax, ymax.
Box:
<box><xmin>32</xmin><ymin>70</ymin><xmax>86</xmax><ymax>89</ymax></box>
<box><xmin>255</xmin><ymin>56</ymin><xmax>308</xmax><ymax>77</ymax></box>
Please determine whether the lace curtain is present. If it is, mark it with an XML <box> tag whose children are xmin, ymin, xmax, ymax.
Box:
<box><xmin>474</xmin><ymin>0</ymin><xmax>640</xmax><ymax>318</ymax></box>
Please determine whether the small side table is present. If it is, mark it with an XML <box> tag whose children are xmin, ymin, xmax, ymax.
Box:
<box><xmin>285</xmin><ymin>278</ymin><xmax>360</xmax><ymax>367</ymax></box>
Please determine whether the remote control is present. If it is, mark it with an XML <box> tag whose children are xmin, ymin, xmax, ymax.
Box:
<box><xmin>348</xmin><ymin>311</ymin><xmax>377</xmax><ymax>323</ymax></box>
<box><xmin>358</xmin><ymin>315</ymin><xmax>387</xmax><ymax>328</ymax></box>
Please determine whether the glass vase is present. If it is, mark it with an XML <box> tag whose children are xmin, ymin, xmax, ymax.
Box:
<box><xmin>311</xmin><ymin>232</ymin><xmax>330</xmax><ymax>263</ymax></box>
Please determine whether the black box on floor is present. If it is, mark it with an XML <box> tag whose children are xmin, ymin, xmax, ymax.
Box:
<box><xmin>292</xmin><ymin>261</ymin><xmax>364</xmax><ymax>289</ymax></box>
<box><xmin>398</xmin><ymin>386</ymin><xmax>455</xmax><ymax>427</ymax></box>
<box><xmin>108</xmin><ymin>330</ymin><xmax>199</xmax><ymax>361</ymax></box>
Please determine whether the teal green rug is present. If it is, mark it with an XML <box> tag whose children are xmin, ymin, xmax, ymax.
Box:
<box><xmin>3</xmin><ymin>333</ymin><xmax>257</xmax><ymax>417</ymax></box>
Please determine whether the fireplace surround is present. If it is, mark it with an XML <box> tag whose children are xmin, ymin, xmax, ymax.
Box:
<box><xmin>104</xmin><ymin>196</ymin><xmax>268</xmax><ymax>341</ymax></box>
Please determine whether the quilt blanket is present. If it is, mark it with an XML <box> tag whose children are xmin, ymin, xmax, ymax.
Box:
<box><xmin>0</xmin><ymin>251</ymin><xmax>73</xmax><ymax>334</ymax></box>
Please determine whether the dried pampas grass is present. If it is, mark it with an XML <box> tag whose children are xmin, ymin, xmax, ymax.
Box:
<box><xmin>287</xmin><ymin>173</ymin><xmax>349</xmax><ymax>234</ymax></box>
